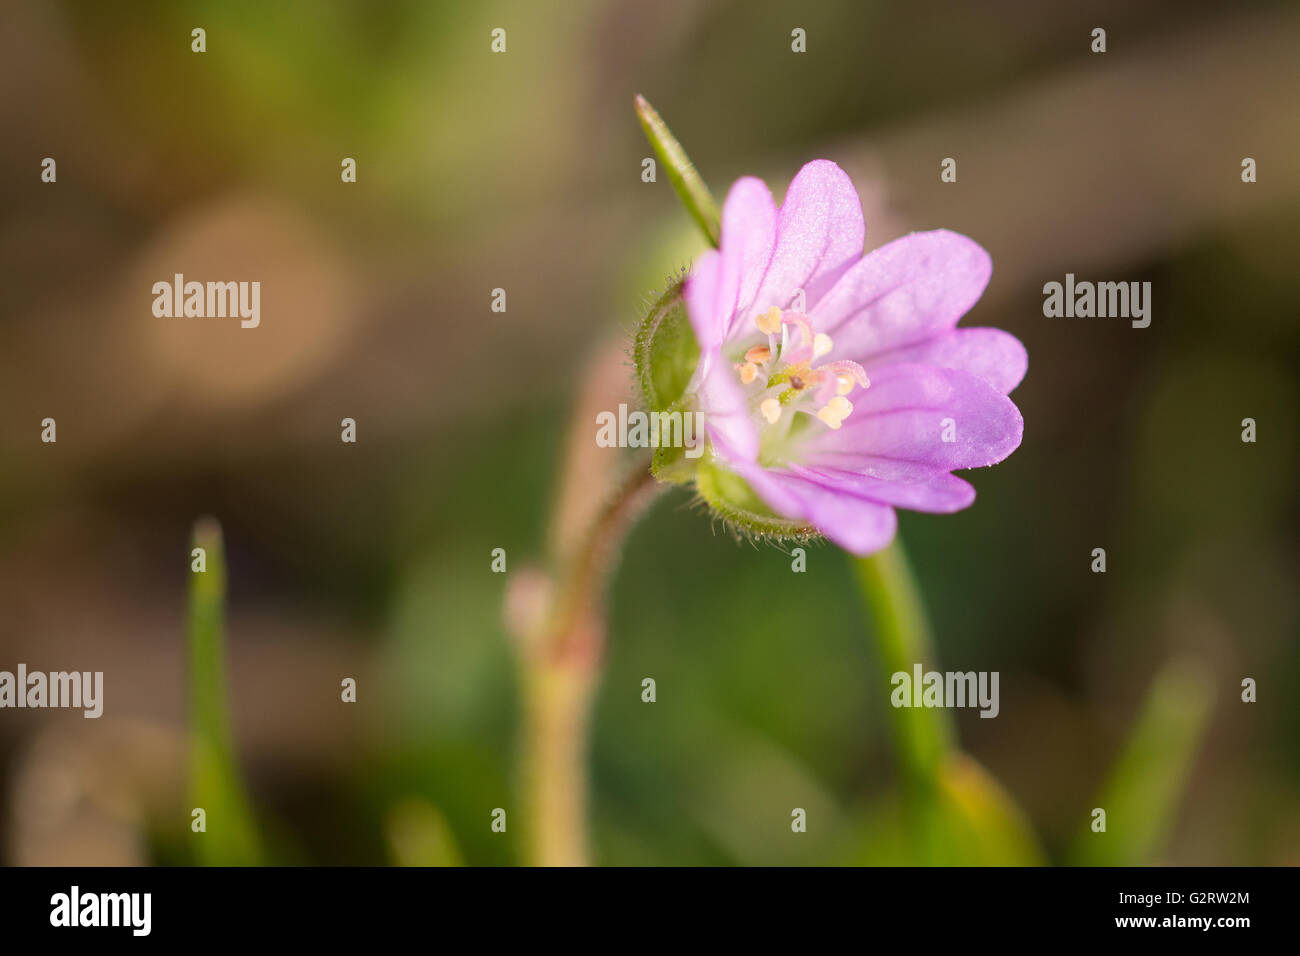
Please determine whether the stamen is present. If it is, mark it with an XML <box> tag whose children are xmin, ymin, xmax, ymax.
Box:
<box><xmin>746</xmin><ymin>308</ymin><xmax>869</xmax><ymax>437</ymax></box>
<box><xmin>756</xmin><ymin>307</ymin><xmax>783</xmax><ymax>335</ymax></box>
<box><xmin>816</xmin><ymin>406</ymin><xmax>844</xmax><ymax>429</ymax></box>
<box><xmin>816</xmin><ymin>395</ymin><xmax>854</xmax><ymax>430</ymax></box>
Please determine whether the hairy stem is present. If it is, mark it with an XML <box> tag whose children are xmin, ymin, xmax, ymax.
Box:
<box><xmin>519</xmin><ymin>464</ymin><xmax>661</xmax><ymax>866</ymax></box>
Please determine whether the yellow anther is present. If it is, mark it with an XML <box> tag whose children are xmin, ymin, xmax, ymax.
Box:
<box><xmin>817</xmin><ymin>396</ymin><xmax>854</xmax><ymax>430</ymax></box>
<box><xmin>813</xmin><ymin>333</ymin><xmax>833</xmax><ymax>360</ymax></box>
<box><xmin>756</xmin><ymin>307</ymin><xmax>783</xmax><ymax>335</ymax></box>
<box><xmin>744</xmin><ymin>345</ymin><xmax>772</xmax><ymax>365</ymax></box>
<box><xmin>760</xmin><ymin>398</ymin><xmax>782</xmax><ymax>424</ymax></box>
<box><xmin>816</xmin><ymin>406</ymin><xmax>844</xmax><ymax>429</ymax></box>
<box><xmin>836</xmin><ymin>373</ymin><xmax>854</xmax><ymax>396</ymax></box>
<box><xmin>737</xmin><ymin>362</ymin><xmax>759</xmax><ymax>384</ymax></box>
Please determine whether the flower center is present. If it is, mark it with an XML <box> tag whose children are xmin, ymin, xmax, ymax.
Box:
<box><xmin>733</xmin><ymin>307</ymin><xmax>869</xmax><ymax>444</ymax></box>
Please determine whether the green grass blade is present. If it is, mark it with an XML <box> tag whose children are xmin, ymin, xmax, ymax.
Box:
<box><xmin>933</xmin><ymin>753</ymin><xmax>1045</xmax><ymax>865</ymax></box>
<box><xmin>385</xmin><ymin>798</ymin><xmax>464</xmax><ymax>867</ymax></box>
<box><xmin>188</xmin><ymin>516</ymin><xmax>264</xmax><ymax>865</ymax></box>
<box><xmin>1070</xmin><ymin>659</ymin><xmax>1213</xmax><ymax>865</ymax></box>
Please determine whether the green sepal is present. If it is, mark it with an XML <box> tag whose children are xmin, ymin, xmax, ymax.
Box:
<box><xmin>649</xmin><ymin>398</ymin><xmax>700</xmax><ymax>485</ymax></box>
<box><xmin>634</xmin><ymin>277</ymin><xmax>699</xmax><ymax>414</ymax></box>
<box><xmin>696</xmin><ymin>459</ymin><xmax>818</xmax><ymax>542</ymax></box>
<box><xmin>634</xmin><ymin>95</ymin><xmax>721</xmax><ymax>248</ymax></box>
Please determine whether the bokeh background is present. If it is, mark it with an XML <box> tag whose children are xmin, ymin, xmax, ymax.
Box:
<box><xmin>1</xmin><ymin>0</ymin><xmax>1297</xmax><ymax>865</ymax></box>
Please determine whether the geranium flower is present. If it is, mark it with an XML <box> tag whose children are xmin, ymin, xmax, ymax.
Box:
<box><xmin>682</xmin><ymin>160</ymin><xmax>1025</xmax><ymax>555</ymax></box>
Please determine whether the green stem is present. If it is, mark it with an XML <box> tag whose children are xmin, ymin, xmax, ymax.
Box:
<box><xmin>853</xmin><ymin>537</ymin><xmax>955</xmax><ymax>861</ymax></box>
<box><xmin>520</xmin><ymin>651</ymin><xmax>598</xmax><ymax>867</ymax></box>
<box><xmin>635</xmin><ymin>95</ymin><xmax>721</xmax><ymax>248</ymax></box>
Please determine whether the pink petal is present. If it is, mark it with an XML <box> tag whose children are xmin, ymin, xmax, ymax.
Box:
<box><xmin>695</xmin><ymin>348</ymin><xmax>760</xmax><ymax>461</ymax></box>
<box><xmin>725</xmin><ymin>457</ymin><xmax>899</xmax><ymax>555</ymax></box>
<box><xmin>787</xmin><ymin>464</ymin><xmax>976</xmax><ymax>513</ymax></box>
<box><xmin>802</xmin><ymin>363</ymin><xmax>1023</xmax><ymax>472</ymax></box>
<box><xmin>684</xmin><ymin>249</ymin><xmax>726</xmax><ymax>349</ymax></box>
<box><xmin>717</xmin><ymin>176</ymin><xmax>778</xmax><ymax>327</ymax></box>
<box><xmin>739</xmin><ymin>160</ymin><xmax>865</xmax><ymax>336</ymax></box>
<box><xmin>814</xmin><ymin>230</ymin><xmax>992</xmax><ymax>358</ymax></box>
<box><xmin>686</xmin><ymin>178</ymin><xmax>777</xmax><ymax>350</ymax></box>
<box><xmin>863</xmin><ymin>327</ymin><xmax>1027</xmax><ymax>395</ymax></box>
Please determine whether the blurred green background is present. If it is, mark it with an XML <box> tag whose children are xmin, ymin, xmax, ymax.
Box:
<box><xmin>1</xmin><ymin>0</ymin><xmax>1297</xmax><ymax>865</ymax></box>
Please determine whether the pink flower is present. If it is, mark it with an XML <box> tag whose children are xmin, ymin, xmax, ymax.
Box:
<box><xmin>683</xmin><ymin>160</ymin><xmax>1025</xmax><ymax>555</ymax></box>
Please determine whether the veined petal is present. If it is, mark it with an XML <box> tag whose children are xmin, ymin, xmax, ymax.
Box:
<box><xmin>743</xmin><ymin>160</ymin><xmax>865</xmax><ymax>331</ymax></box>
<box><xmin>695</xmin><ymin>347</ymin><xmax>760</xmax><ymax>462</ymax></box>
<box><xmin>801</xmin><ymin>363</ymin><xmax>1023</xmax><ymax>472</ymax></box>
<box><xmin>815</xmin><ymin>230</ymin><xmax>992</xmax><ymax>357</ymax></box>
<box><xmin>727</xmin><ymin>458</ymin><xmax>899</xmax><ymax>555</ymax></box>
<box><xmin>863</xmin><ymin>327</ymin><xmax>1027</xmax><ymax>395</ymax></box>
<box><xmin>683</xmin><ymin>249</ymin><xmax>727</xmax><ymax>349</ymax></box>
<box><xmin>786</xmin><ymin>463</ymin><xmax>976</xmax><ymax>513</ymax></box>
<box><xmin>717</xmin><ymin>176</ymin><xmax>778</xmax><ymax>330</ymax></box>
